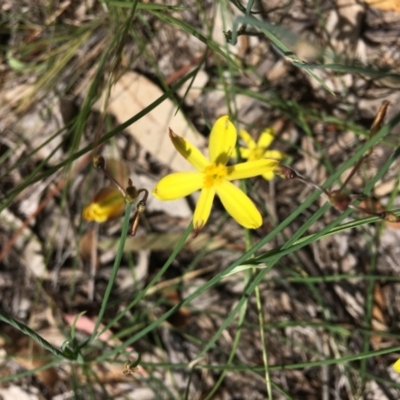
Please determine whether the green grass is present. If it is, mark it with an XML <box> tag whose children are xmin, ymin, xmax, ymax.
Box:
<box><xmin>1</xmin><ymin>1</ymin><xmax>400</xmax><ymax>398</ymax></box>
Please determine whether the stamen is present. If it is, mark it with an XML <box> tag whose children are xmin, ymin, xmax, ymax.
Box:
<box><xmin>203</xmin><ymin>163</ymin><xmax>227</xmax><ymax>188</ymax></box>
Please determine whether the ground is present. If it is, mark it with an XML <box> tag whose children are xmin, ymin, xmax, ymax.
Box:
<box><xmin>1</xmin><ymin>1</ymin><xmax>400</xmax><ymax>399</ymax></box>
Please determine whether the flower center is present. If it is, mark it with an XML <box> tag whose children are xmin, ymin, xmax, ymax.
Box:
<box><xmin>203</xmin><ymin>163</ymin><xmax>227</xmax><ymax>188</ymax></box>
<box><xmin>249</xmin><ymin>147</ymin><xmax>264</xmax><ymax>161</ymax></box>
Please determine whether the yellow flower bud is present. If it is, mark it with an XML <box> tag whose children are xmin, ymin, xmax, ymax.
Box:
<box><xmin>83</xmin><ymin>186</ymin><xmax>125</xmax><ymax>223</ymax></box>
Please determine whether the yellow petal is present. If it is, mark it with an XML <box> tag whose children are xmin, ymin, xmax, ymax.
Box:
<box><xmin>169</xmin><ymin>129</ymin><xmax>208</xmax><ymax>171</ymax></box>
<box><xmin>261</xmin><ymin>170</ymin><xmax>275</xmax><ymax>180</ymax></box>
<box><xmin>393</xmin><ymin>358</ymin><xmax>400</xmax><ymax>373</ymax></box>
<box><xmin>239</xmin><ymin>129</ymin><xmax>256</xmax><ymax>149</ymax></box>
<box><xmin>152</xmin><ymin>172</ymin><xmax>203</xmax><ymax>200</ymax></box>
<box><xmin>227</xmin><ymin>159</ymin><xmax>279</xmax><ymax>180</ymax></box>
<box><xmin>239</xmin><ymin>147</ymin><xmax>251</xmax><ymax>159</ymax></box>
<box><xmin>193</xmin><ymin>187</ymin><xmax>215</xmax><ymax>231</ymax></box>
<box><xmin>394</xmin><ymin>358</ymin><xmax>400</xmax><ymax>373</ymax></box>
<box><xmin>257</xmin><ymin>128</ymin><xmax>274</xmax><ymax>149</ymax></box>
<box><xmin>209</xmin><ymin>115</ymin><xmax>236</xmax><ymax>165</ymax></box>
<box><xmin>263</xmin><ymin>150</ymin><xmax>284</xmax><ymax>160</ymax></box>
<box><xmin>216</xmin><ymin>180</ymin><xmax>262</xmax><ymax>228</ymax></box>
<box><xmin>83</xmin><ymin>186</ymin><xmax>125</xmax><ymax>222</ymax></box>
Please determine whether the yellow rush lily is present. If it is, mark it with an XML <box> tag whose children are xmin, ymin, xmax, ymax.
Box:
<box><xmin>83</xmin><ymin>186</ymin><xmax>126</xmax><ymax>223</ymax></box>
<box><xmin>394</xmin><ymin>359</ymin><xmax>400</xmax><ymax>373</ymax></box>
<box><xmin>239</xmin><ymin>127</ymin><xmax>285</xmax><ymax>180</ymax></box>
<box><xmin>152</xmin><ymin>116</ymin><xmax>279</xmax><ymax>233</ymax></box>
<box><xmin>83</xmin><ymin>156</ymin><xmax>149</xmax><ymax>235</ymax></box>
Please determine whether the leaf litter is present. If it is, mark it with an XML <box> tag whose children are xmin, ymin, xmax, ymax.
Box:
<box><xmin>1</xmin><ymin>1</ymin><xmax>400</xmax><ymax>399</ymax></box>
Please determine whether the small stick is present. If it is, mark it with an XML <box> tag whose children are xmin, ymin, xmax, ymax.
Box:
<box><xmin>278</xmin><ymin>163</ymin><xmax>400</xmax><ymax>223</ymax></box>
<box><xmin>129</xmin><ymin>189</ymin><xmax>148</xmax><ymax>236</ymax></box>
<box><xmin>277</xmin><ymin>101</ymin><xmax>399</xmax><ymax>224</ymax></box>
<box><xmin>338</xmin><ymin>100</ymin><xmax>390</xmax><ymax>192</ymax></box>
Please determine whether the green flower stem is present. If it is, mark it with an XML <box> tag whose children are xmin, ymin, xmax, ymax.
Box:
<box><xmin>89</xmin><ymin>202</ymin><xmax>133</xmax><ymax>342</ymax></box>
<box><xmin>94</xmin><ymin>222</ymin><xmax>193</xmax><ymax>362</ymax></box>
<box><xmin>254</xmin><ymin>269</ymin><xmax>272</xmax><ymax>398</ymax></box>
<box><xmin>204</xmin><ymin>224</ymin><xmax>252</xmax><ymax>400</ymax></box>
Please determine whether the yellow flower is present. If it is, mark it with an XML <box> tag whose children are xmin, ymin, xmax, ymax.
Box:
<box><xmin>152</xmin><ymin>116</ymin><xmax>279</xmax><ymax>232</ymax></box>
<box><xmin>239</xmin><ymin>127</ymin><xmax>285</xmax><ymax>180</ymax></box>
<box><xmin>394</xmin><ymin>358</ymin><xmax>400</xmax><ymax>373</ymax></box>
<box><xmin>83</xmin><ymin>186</ymin><xmax>126</xmax><ymax>222</ymax></box>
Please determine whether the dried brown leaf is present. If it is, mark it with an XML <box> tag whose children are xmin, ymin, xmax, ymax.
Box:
<box><xmin>100</xmin><ymin>71</ymin><xmax>206</xmax><ymax>172</ymax></box>
<box><xmin>364</xmin><ymin>0</ymin><xmax>400</xmax><ymax>12</ymax></box>
<box><xmin>371</xmin><ymin>283</ymin><xmax>388</xmax><ymax>349</ymax></box>
<box><xmin>79</xmin><ymin>228</ymin><xmax>98</xmax><ymax>261</ymax></box>
<box><xmin>359</xmin><ymin>198</ymin><xmax>400</xmax><ymax>229</ymax></box>
<box><xmin>5</xmin><ymin>333</ymin><xmax>59</xmax><ymax>390</ymax></box>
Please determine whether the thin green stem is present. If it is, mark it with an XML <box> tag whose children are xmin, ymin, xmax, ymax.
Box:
<box><xmin>204</xmin><ymin>294</ymin><xmax>248</xmax><ymax>400</ymax></box>
<box><xmin>95</xmin><ymin>222</ymin><xmax>193</xmax><ymax>348</ymax></box>
<box><xmin>254</xmin><ymin>274</ymin><xmax>272</xmax><ymax>399</ymax></box>
<box><xmin>89</xmin><ymin>202</ymin><xmax>133</xmax><ymax>342</ymax></box>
